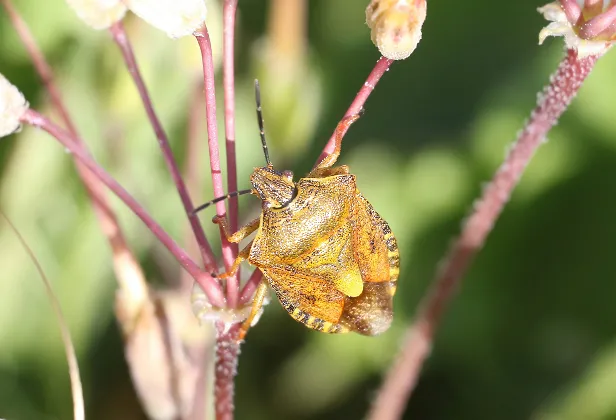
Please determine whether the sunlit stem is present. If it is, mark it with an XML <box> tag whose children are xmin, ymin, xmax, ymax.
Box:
<box><xmin>317</xmin><ymin>56</ymin><xmax>393</xmax><ymax>166</ymax></box>
<box><xmin>222</xmin><ymin>0</ymin><xmax>241</xmax><ymax>308</ymax></box>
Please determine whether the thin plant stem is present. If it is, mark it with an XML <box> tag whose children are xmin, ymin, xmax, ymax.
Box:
<box><xmin>239</xmin><ymin>269</ymin><xmax>264</xmax><ymax>305</ymax></box>
<box><xmin>368</xmin><ymin>49</ymin><xmax>603</xmax><ymax>420</ymax></box>
<box><xmin>194</xmin><ymin>26</ymin><xmax>236</xmax><ymax>276</ymax></box>
<box><xmin>214</xmin><ymin>321</ymin><xmax>241</xmax><ymax>420</ymax></box>
<box><xmin>222</xmin><ymin>0</ymin><xmax>240</xmax><ymax>308</ymax></box>
<box><xmin>2</xmin><ymin>0</ymin><xmax>149</xmax><ymax>315</ymax></box>
<box><xmin>317</xmin><ymin>56</ymin><xmax>393</xmax><ymax>164</ymax></box>
<box><xmin>1</xmin><ymin>211</ymin><xmax>85</xmax><ymax>420</ymax></box>
<box><xmin>20</xmin><ymin>109</ymin><xmax>226</xmax><ymax>308</ymax></box>
<box><xmin>109</xmin><ymin>21</ymin><xmax>218</xmax><ymax>273</ymax></box>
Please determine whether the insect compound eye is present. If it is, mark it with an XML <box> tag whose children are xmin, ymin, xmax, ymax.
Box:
<box><xmin>282</xmin><ymin>170</ymin><xmax>294</xmax><ymax>180</ymax></box>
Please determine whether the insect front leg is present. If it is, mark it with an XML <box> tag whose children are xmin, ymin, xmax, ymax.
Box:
<box><xmin>311</xmin><ymin>112</ymin><xmax>362</xmax><ymax>173</ymax></box>
<box><xmin>238</xmin><ymin>280</ymin><xmax>269</xmax><ymax>341</ymax></box>
<box><xmin>212</xmin><ymin>215</ymin><xmax>260</xmax><ymax>243</ymax></box>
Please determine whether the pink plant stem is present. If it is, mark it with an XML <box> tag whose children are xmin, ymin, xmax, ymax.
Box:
<box><xmin>317</xmin><ymin>56</ymin><xmax>393</xmax><ymax>163</ymax></box>
<box><xmin>195</xmin><ymin>26</ymin><xmax>236</xmax><ymax>276</ymax></box>
<box><xmin>222</xmin><ymin>0</ymin><xmax>241</xmax><ymax>308</ymax></box>
<box><xmin>109</xmin><ymin>22</ymin><xmax>218</xmax><ymax>273</ymax></box>
<box><xmin>560</xmin><ymin>0</ymin><xmax>582</xmax><ymax>23</ymax></box>
<box><xmin>367</xmin><ymin>49</ymin><xmax>602</xmax><ymax>420</ymax></box>
<box><xmin>239</xmin><ymin>269</ymin><xmax>264</xmax><ymax>305</ymax></box>
<box><xmin>214</xmin><ymin>321</ymin><xmax>240</xmax><ymax>420</ymax></box>
<box><xmin>21</xmin><ymin>109</ymin><xmax>226</xmax><ymax>308</ymax></box>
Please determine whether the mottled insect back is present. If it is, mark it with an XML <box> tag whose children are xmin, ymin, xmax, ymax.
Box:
<box><xmin>206</xmin><ymin>81</ymin><xmax>399</xmax><ymax>340</ymax></box>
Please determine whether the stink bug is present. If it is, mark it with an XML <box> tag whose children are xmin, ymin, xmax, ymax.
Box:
<box><xmin>195</xmin><ymin>81</ymin><xmax>399</xmax><ymax>340</ymax></box>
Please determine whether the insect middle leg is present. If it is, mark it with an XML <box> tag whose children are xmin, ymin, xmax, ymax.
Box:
<box><xmin>311</xmin><ymin>112</ymin><xmax>362</xmax><ymax>173</ymax></box>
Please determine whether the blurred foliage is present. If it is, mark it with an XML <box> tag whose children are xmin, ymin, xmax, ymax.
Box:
<box><xmin>1</xmin><ymin>0</ymin><xmax>616</xmax><ymax>419</ymax></box>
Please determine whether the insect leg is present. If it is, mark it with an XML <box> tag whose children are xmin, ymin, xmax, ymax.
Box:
<box><xmin>214</xmin><ymin>241</ymin><xmax>253</xmax><ymax>279</ymax></box>
<box><xmin>212</xmin><ymin>215</ymin><xmax>260</xmax><ymax>243</ymax></box>
<box><xmin>311</xmin><ymin>112</ymin><xmax>362</xmax><ymax>171</ymax></box>
<box><xmin>238</xmin><ymin>280</ymin><xmax>269</xmax><ymax>341</ymax></box>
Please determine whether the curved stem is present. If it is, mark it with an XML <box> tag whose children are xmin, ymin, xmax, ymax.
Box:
<box><xmin>222</xmin><ymin>0</ymin><xmax>240</xmax><ymax>308</ymax></box>
<box><xmin>1</xmin><ymin>211</ymin><xmax>85</xmax><ymax>420</ymax></box>
<box><xmin>20</xmin><ymin>110</ymin><xmax>226</xmax><ymax>308</ymax></box>
<box><xmin>316</xmin><ymin>56</ymin><xmax>393</xmax><ymax>165</ymax></box>
<box><xmin>110</xmin><ymin>21</ymin><xmax>218</xmax><ymax>273</ymax></box>
<box><xmin>368</xmin><ymin>49</ymin><xmax>603</xmax><ymax>420</ymax></box>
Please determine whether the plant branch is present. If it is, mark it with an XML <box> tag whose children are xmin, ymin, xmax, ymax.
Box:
<box><xmin>20</xmin><ymin>109</ymin><xmax>226</xmax><ymax>308</ymax></box>
<box><xmin>109</xmin><ymin>21</ymin><xmax>218</xmax><ymax>273</ymax></box>
<box><xmin>2</xmin><ymin>0</ymin><xmax>149</xmax><ymax>316</ymax></box>
<box><xmin>317</xmin><ymin>56</ymin><xmax>393</xmax><ymax>164</ymax></box>
<box><xmin>368</xmin><ymin>49</ymin><xmax>603</xmax><ymax>420</ymax></box>
<box><xmin>222</xmin><ymin>0</ymin><xmax>240</xmax><ymax>308</ymax></box>
<box><xmin>194</xmin><ymin>26</ymin><xmax>236</xmax><ymax>277</ymax></box>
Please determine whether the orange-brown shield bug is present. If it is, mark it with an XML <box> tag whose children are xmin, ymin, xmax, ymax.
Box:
<box><xmin>194</xmin><ymin>80</ymin><xmax>399</xmax><ymax>340</ymax></box>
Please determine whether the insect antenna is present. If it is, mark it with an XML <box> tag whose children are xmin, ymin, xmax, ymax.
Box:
<box><xmin>193</xmin><ymin>189</ymin><xmax>253</xmax><ymax>214</ymax></box>
<box><xmin>254</xmin><ymin>79</ymin><xmax>272</xmax><ymax>166</ymax></box>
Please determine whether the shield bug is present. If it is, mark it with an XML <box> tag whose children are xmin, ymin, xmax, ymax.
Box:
<box><xmin>194</xmin><ymin>81</ymin><xmax>399</xmax><ymax>340</ymax></box>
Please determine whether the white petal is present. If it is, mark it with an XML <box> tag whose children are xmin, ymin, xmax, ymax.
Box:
<box><xmin>0</xmin><ymin>74</ymin><xmax>29</xmax><ymax>138</ymax></box>
<box><xmin>538</xmin><ymin>3</ymin><xmax>569</xmax><ymax>23</ymax></box>
<box><xmin>123</xmin><ymin>0</ymin><xmax>207</xmax><ymax>39</ymax></box>
<box><xmin>65</xmin><ymin>0</ymin><xmax>127</xmax><ymax>30</ymax></box>
<box><xmin>538</xmin><ymin>21</ymin><xmax>572</xmax><ymax>44</ymax></box>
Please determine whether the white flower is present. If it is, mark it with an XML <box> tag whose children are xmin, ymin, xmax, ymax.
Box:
<box><xmin>0</xmin><ymin>74</ymin><xmax>29</xmax><ymax>138</ymax></box>
<box><xmin>65</xmin><ymin>0</ymin><xmax>127</xmax><ymax>30</ymax></box>
<box><xmin>123</xmin><ymin>0</ymin><xmax>207</xmax><ymax>39</ymax></box>
<box><xmin>538</xmin><ymin>2</ymin><xmax>611</xmax><ymax>58</ymax></box>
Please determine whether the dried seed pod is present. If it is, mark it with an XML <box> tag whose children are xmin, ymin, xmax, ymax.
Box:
<box><xmin>366</xmin><ymin>0</ymin><xmax>427</xmax><ymax>60</ymax></box>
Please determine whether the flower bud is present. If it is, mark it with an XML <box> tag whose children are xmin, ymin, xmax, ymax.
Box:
<box><xmin>366</xmin><ymin>0</ymin><xmax>427</xmax><ymax>60</ymax></box>
<box><xmin>65</xmin><ymin>0</ymin><xmax>127</xmax><ymax>30</ymax></box>
<box><xmin>0</xmin><ymin>74</ymin><xmax>29</xmax><ymax>138</ymax></box>
<box><xmin>123</xmin><ymin>0</ymin><xmax>207</xmax><ymax>39</ymax></box>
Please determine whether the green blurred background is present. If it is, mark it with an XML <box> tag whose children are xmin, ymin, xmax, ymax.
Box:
<box><xmin>2</xmin><ymin>0</ymin><xmax>616</xmax><ymax>419</ymax></box>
